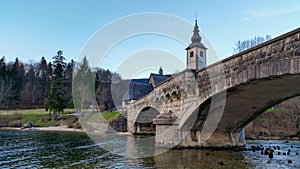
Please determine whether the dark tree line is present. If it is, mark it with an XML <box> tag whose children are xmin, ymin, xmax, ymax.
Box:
<box><xmin>0</xmin><ymin>51</ymin><xmax>122</xmax><ymax>115</ymax></box>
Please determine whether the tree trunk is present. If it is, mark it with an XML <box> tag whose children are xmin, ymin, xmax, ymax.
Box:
<box><xmin>52</xmin><ymin>110</ymin><xmax>56</xmax><ymax>121</ymax></box>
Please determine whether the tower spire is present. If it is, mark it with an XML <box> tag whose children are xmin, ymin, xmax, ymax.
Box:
<box><xmin>186</xmin><ymin>17</ymin><xmax>207</xmax><ymax>70</ymax></box>
<box><xmin>191</xmin><ymin>18</ymin><xmax>201</xmax><ymax>43</ymax></box>
<box><xmin>195</xmin><ymin>13</ymin><xmax>198</xmax><ymax>26</ymax></box>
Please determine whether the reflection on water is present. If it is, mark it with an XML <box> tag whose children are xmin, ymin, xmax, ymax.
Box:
<box><xmin>0</xmin><ymin>129</ymin><xmax>299</xmax><ymax>168</ymax></box>
<box><xmin>153</xmin><ymin>149</ymin><xmax>248</xmax><ymax>168</ymax></box>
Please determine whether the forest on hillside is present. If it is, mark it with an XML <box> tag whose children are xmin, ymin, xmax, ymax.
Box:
<box><xmin>1</xmin><ymin>48</ymin><xmax>299</xmax><ymax>137</ymax></box>
<box><xmin>0</xmin><ymin>51</ymin><xmax>123</xmax><ymax>112</ymax></box>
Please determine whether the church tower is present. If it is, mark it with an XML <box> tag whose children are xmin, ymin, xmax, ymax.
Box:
<box><xmin>186</xmin><ymin>20</ymin><xmax>207</xmax><ymax>70</ymax></box>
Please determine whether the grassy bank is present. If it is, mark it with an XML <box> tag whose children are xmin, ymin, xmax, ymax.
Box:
<box><xmin>0</xmin><ymin>109</ymin><xmax>121</xmax><ymax>129</ymax></box>
<box><xmin>81</xmin><ymin>111</ymin><xmax>121</xmax><ymax>123</ymax></box>
<box><xmin>0</xmin><ymin>109</ymin><xmax>77</xmax><ymax>127</ymax></box>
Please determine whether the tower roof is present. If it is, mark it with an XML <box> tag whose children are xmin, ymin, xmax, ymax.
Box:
<box><xmin>186</xmin><ymin>20</ymin><xmax>207</xmax><ymax>50</ymax></box>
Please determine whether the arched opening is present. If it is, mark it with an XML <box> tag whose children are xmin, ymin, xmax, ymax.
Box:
<box><xmin>155</xmin><ymin>97</ymin><xmax>159</xmax><ymax>103</ymax></box>
<box><xmin>160</xmin><ymin>95</ymin><xmax>165</xmax><ymax>102</ymax></box>
<box><xmin>245</xmin><ymin>96</ymin><xmax>300</xmax><ymax>140</ymax></box>
<box><xmin>166</xmin><ymin>94</ymin><xmax>170</xmax><ymax>100</ymax></box>
<box><xmin>134</xmin><ymin>106</ymin><xmax>160</xmax><ymax>135</ymax></box>
<box><xmin>171</xmin><ymin>91</ymin><xmax>177</xmax><ymax>96</ymax></box>
<box><xmin>179</xmin><ymin>74</ymin><xmax>300</xmax><ymax>145</ymax></box>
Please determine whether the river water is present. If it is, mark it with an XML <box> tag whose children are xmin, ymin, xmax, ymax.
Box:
<box><xmin>0</xmin><ymin>129</ymin><xmax>299</xmax><ymax>169</ymax></box>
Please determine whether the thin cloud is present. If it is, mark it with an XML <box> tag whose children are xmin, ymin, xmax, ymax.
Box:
<box><xmin>242</xmin><ymin>7</ymin><xmax>300</xmax><ymax>21</ymax></box>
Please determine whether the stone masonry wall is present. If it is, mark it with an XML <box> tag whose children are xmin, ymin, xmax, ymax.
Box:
<box><xmin>128</xmin><ymin>28</ymin><xmax>300</xmax><ymax>147</ymax></box>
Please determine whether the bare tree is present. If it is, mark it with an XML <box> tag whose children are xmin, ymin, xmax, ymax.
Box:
<box><xmin>233</xmin><ymin>35</ymin><xmax>271</xmax><ymax>54</ymax></box>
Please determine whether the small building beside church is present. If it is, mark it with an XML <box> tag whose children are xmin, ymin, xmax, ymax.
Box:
<box><xmin>121</xmin><ymin>73</ymin><xmax>172</xmax><ymax>107</ymax></box>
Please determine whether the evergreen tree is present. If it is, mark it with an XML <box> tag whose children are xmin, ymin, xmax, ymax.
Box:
<box><xmin>73</xmin><ymin>56</ymin><xmax>95</xmax><ymax>117</ymax></box>
<box><xmin>95</xmin><ymin>68</ymin><xmax>115</xmax><ymax>111</ymax></box>
<box><xmin>0</xmin><ymin>57</ymin><xmax>9</xmax><ymax>104</ymax></box>
<box><xmin>158</xmin><ymin>66</ymin><xmax>163</xmax><ymax>75</ymax></box>
<box><xmin>65</xmin><ymin>59</ymin><xmax>74</xmax><ymax>108</ymax></box>
<box><xmin>8</xmin><ymin>58</ymin><xmax>25</xmax><ymax>108</ymax></box>
<box><xmin>38</xmin><ymin>57</ymin><xmax>48</xmax><ymax>106</ymax></box>
<box><xmin>46</xmin><ymin>50</ymin><xmax>67</xmax><ymax>120</ymax></box>
<box><xmin>0</xmin><ymin>57</ymin><xmax>5</xmax><ymax>77</ymax></box>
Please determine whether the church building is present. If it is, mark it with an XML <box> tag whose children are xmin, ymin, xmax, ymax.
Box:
<box><xmin>121</xmin><ymin>20</ymin><xmax>207</xmax><ymax>107</ymax></box>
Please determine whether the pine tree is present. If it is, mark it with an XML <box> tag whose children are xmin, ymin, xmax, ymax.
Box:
<box><xmin>38</xmin><ymin>57</ymin><xmax>48</xmax><ymax>106</ymax></box>
<box><xmin>8</xmin><ymin>58</ymin><xmax>24</xmax><ymax>108</ymax></box>
<box><xmin>158</xmin><ymin>66</ymin><xmax>163</xmax><ymax>75</ymax></box>
<box><xmin>65</xmin><ymin>60</ymin><xmax>74</xmax><ymax>108</ymax></box>
<box><xmin>46</xmin><ymin>50</ymin><xmax>67</xmax><ymax>120</ymax></box>
<box><xmin>0</xmin><ymin>57</ymin><xmax>9</xmax><ymax>104</ymax></box>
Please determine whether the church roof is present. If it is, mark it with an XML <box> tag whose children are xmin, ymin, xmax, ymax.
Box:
<box><xmin>121</xmin><ymin>79</ymin><xmax>153</xmax><ymax>101</ymax></box>
<box><xmin>148</xmin><ymin>73</ymin><xmax>172</xmax><ymax>86</ymax></box>
<box><xmin>121</xmin><ymin>73</ymin><xmax>172</xmax><ymax>101</ymax></box>
<box><xmin>131</xmin><ymin>78</ymin><xmax>148</xmax><ymax>84</ymax></box>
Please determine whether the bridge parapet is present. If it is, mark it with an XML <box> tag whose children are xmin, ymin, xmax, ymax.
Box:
<box><xmin>196</xmin><ymin>29</ymin><xmax>300</xmax><ymax>98</ymax></box>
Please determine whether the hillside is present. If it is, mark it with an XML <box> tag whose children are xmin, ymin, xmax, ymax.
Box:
<box><xmin>245</xmin><ymin>97</ymin><xmax>300</xmax><ymax>140</ymax></box>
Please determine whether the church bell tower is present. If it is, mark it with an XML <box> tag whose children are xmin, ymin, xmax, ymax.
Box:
<box><xmin>186</xmin><ymin>20</ymin><xmax>207</xmax><ymax>70</ymax></box>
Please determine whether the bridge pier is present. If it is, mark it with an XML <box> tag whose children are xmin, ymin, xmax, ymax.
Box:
<box><xmin>153</xmin><ymin>112</ymin><xmax>245</xmax><ymax>148</ymax></box>
<box><xmin>154</xmin><ymin>119</ymin><xmax>244</xmax><ymax>148</ymax></box>
<box><xmin>155</xmin><ymin>128</ymin><xmax>245</xmax><ymax>148</ymax></box>
<box><xmin>176</xmin><ymin>130</ymin><xmax>245</xmax><ymax>148</ymax></box>
<box><xmin>127</xmin><ymin>120</ymin><xmax>136</xmax><ymax>133</ymax></box>
<box><xmin>153</xmin><ymin>112</ymin><xmax>179</xmax><ymax>147</ymax></box>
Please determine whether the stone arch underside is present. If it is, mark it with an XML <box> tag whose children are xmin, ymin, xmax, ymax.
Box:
<box><xmin>134</xmin><ymin>106</ymin><xmax>160</xmax><ymax>135</ymax></box>
<box><xmin>181</xmin><ymin>74</ymin><xmax>300</xmax><ymax>135</ymax></box>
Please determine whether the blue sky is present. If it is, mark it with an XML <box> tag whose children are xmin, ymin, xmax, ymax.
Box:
<box><xmin>1</xmin><ymin>0</ymin><xmax>300</xmax><ymax>78</ymax></box>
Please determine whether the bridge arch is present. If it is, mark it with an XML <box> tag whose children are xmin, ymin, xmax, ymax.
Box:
<box><xmin>217</xmin><ymin>74</ymin><xmax>300</xmax><ymax>133</ymax></box>
<box><xmin>180</xmin><ymin>74</ymin><xmax>300</xmax><ymax>140</ymax></box>
<box><xmin>134</xmin><ymin>106</ymin><xmax>160</xmax><ymax>135</ymax></box>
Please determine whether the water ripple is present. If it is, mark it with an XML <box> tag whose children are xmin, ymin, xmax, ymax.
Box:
<box><xmin>1</xmin><ymin>129</ymin><xmax>299</xmax><ymax>169</ymax></box>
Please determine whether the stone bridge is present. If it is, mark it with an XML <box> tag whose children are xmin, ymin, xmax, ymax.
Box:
<box><xmin>126</xmin><ymin>27</ymin><xmax>300</xmax><ymax>148</ymax></box>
